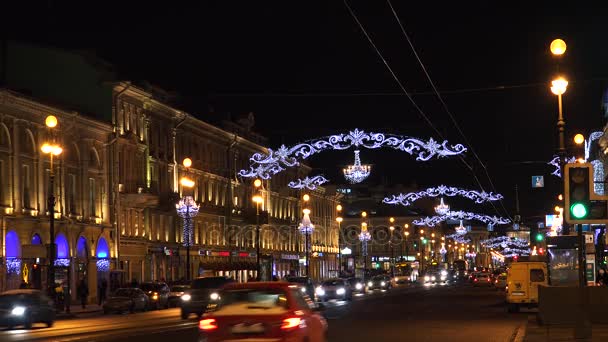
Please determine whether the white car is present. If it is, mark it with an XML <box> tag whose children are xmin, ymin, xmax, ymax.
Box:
<box><xmin>494</xmin><ymin>275</ymin><xmax>507</xmax><ymax>290</ymax></box>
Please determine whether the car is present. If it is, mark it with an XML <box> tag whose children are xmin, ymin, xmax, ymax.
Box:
<box><xmin>473</xmin><ymin>273</ymin><xmax>493</xmax><ymax>287</ymax></box>
<box><xmin>285</xmin><ymin>276</ymin><xmax>315</xmax><ymax>299</ymax></box>
<box><xmin>367</xmin><ymin>275</ymin><xmax>392</xmax><ymax>291</ymax></box>
<box><xmin>181</xmin><ymin>276</ymin><xmax>234</xmax><ymax>319</ymax></box>
<box><xmin>423</xmin><ymin>270</ymin><xmax>450</xmax><ymax>285</ymax></box>
<box><xmin>346</xmin><ymin>277</ymin><xmax>365</xmax><ymax>294</ymax></box>
<box><xmin>168</xmin><ymin>284</ymin><xmax>190</xmax><ymax>307</ymax></box>
<box><xmin>198</xmin><ymin>282</ymin><xmax>327</xmax><ymax>342</ymax></box>
<box><xmin>315</xmin><ymin>278</ymin><xmax>352</xmax><ymax>301</ymax></box>
<box><xmin>103</xmin><ymin>288</ymin><xmax>149</xmax><ymax>314</ymax></box>
<box><xmin>0</xmin><ymin>289</ymin><xmax>55</xmax><ymax>329</ymax></box>
<box><xmin>494</xmin><ymin>274</ymin><xmax>507</xmax><ymax>290</ymax></box>
<box><xmin>140</xmin><ymin>282</ymin><xmax>170</xmax><ymax>309</ymax></box>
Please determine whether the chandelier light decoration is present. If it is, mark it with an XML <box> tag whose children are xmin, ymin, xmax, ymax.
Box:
<box><xmin>413</xmin><ymin>210</ymin><xmax>511</xmax><ymax>227</ymax></box>
<box><xmin>239</xmin><ymin>129</ymin><xmax>467</xmax><ymax>180</ymax></box>
<box><xmin>176</xmin><ymin>196</ymin><xmax>200</xmax><ymax>247</ymax></box>
<box><xmin>455</xmin><ymin>220</ymin><xmax>467</xmax><ymax>235</ymax></box>
<box><xmin>440</xmin><ymin>244</ymin><xmax>447</xmax><ymax>256</ymax></box>
<box><xmin>383</xmin><ymin>185</ymin><xmax>504</xmax><ymax>206</ymax></box>
<box><xmin>288</xmin><ymin>175</ymin><xmax>329</xmax><ymax>190</ymax></box>
<box><xmin>343</xmin><ymin>150</ymin><xmax>371</xmax><ymax>184</ymax></box>
<box><xmin>434</xmin><ymin>197</ymin><xmax>450</xmax><ymax>215</ymax></box>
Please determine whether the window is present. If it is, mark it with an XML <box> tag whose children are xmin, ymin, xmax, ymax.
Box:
<box><xmin>89</xmin><ymin>178</ymin><xmax>96</xmax><ymax>216</ymax></box>
<box><xmin>530</xmin><ymin>269</ymin><xmax>545</xmax><ymax>282</ymax></box>
<box><xmin>21</xmin><ymin>165</ymin><xmax>30</xmax><ymax>209</ymax></box>
<box><xmin>68</xmin><ymin>174</ymin><xmax>76</xmax><ymax>214</ymax></box>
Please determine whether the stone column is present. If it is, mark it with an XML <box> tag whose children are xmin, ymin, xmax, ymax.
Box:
<box><xmin>87</xmin><ymin>259</ymin><xmax>98</xmax><ymax>305</ymax></box>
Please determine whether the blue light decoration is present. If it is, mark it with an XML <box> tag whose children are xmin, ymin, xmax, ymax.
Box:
<box><xmin>5</xmin><ymin>258</ymin><xmax>21</xmax><ymax>275</ymax></box>
<box><xmin>383</xmin><ymin>185</ymin><xmax>504</xmax><ymax>206</ymax></box>
<box><xmin>239</xmin><ymin>129</ymin><xmax>467</xmax><ymax>180</ymax></box>
<box><xmin>480</xmin><ymin>236</ymin><xmax>530</xmax><ymax>258</ymax></box>
<box><xmin>592</xmin><ymin>160</ymin><xmax>605</xmax><ymax>195</ymax></box>
<box><xmin>5</xmin><ymin>231</ymin><xmax>20</xmax><ymax>259</ymax></box>
<box><xmin>31</xmin><ymin>234</ymin><xmax>42</xmax><ymax>245</ymax></box>
<box><xmin>76</xmin><ymin>236</ymin><xmax>88</xmax><ymax>260</ymax></box>
<box><xmin>54</xmin><ymin>258</ymin><xmax>70</xmax><ymax>267</ymax></box>
<box><xmin>548</xmin><ymin>155</ymin><xmax>577</xmax><ymax>177</ymax></box>
<box><xmin>446</xmin><ymin>233</ymin><xmax>470</xmax><ymax>245</ymax></box>
<box><xmin>96</xmin><ymin>237</ymin><xmax>109</xmax><ymax>259</ymax></box>
<box><xmin>413</xmin><ymin>210</ymin><xmax>511</xmax><ymax>227</ymax></box>
<box><xmin>298</xmin><ymin>211</ymin><xmax>314</xmax><ymax>235</ymax></box>
<box><xmin>55</xmin><ymin>233</ymin><xmax>69</xmax><ymax>259</ymax></box>
<box><xmin>359</xmin><ymin>231</ymin><xmax>371</xmax><ymax>256</ymax></box>
<box><xmin>176</xmin><ymin>196</ymin><xmax>199</xmax><ymax>247</ymax></box>
<box><xmin>288</xmin><ymin>175</ymin><xmax>329</xmax><ymax>190</ymax></box>
<box><xmin>585</xmin><ymin>131</ymin><xmax>604</xmax><ymax>161</ymax></box>
<box><xmin>96</xmin><ymin>259</ymin><xmax>110</xmax><ymax>272</ymax></box>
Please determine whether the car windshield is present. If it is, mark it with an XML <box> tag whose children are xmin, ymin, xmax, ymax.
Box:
<box><xmin>215</xmin><ymin>288</ymin><xmax>289</xmax><ymax>315</ymax></box>
<box><xmin>322</xmin><ymin>279</ymin><xmax>343</xmax><ymax>286</ymax></box>
<box><xmin>114</xmin><ymin>289</ymin><xmax>134</xmax><ymax>297</ymax></box>
<box><xmin>191</xmin><ymin>277</ymin><xmax>229</xmax><ymax>290</ymax></box>
<box><xmin>478</xmin><ymin>274</ymin><xmax>489</xmax><ymax>278</ymax></box>
<box><xmin>140</xmin><ymin>284</ymin><xmax>161</xmax><ymax>292</ymax></box>
<box><xmin>171</xmin><ymin>286</ymin><xmax>189</xmax><ymax>292</ymax></box>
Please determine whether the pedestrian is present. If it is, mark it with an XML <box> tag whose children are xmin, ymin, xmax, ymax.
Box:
<box><xmin>98</xmin><ymin>278</ymin><xmax>108</xmax><ymax>305</ymax></box>
<box><xmin>77</xmin><ymin>279</ymin><xmax>89</xmax><ymax>309</ymax></box>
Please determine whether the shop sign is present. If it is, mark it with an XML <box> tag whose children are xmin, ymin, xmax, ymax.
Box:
<box><xmin>281</xmin><ymin>254</ymin><xmax>299</xmax><ymax>260</ymax></box>
<box><xmin>340</xmin><ymin>247</ymin><xmax>352</xmax><ymax>255</ymax></box>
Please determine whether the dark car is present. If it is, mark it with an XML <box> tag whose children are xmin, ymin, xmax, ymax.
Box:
<box><xmin>181</xmin><ymin>276</ymin><xmax>234</xmax><ymax>319</ymax></box>
<box><xmin>103</xmin><ymin>288</ymin><xmax>148</xmax><ymax>314</ymax></box>
<box><xmin>346</xmin><ymin>277</ymin><xmax>365</xmax><ymax>294</ymax></box>
<box><xmin>0</xmin><ymin>289</ymin><xmax>55</xmax><ymax>329</ymax></box>
<box><xmin>285</xmin><ymin>276</ymin><xmax>315</xmax><ymax>299</ymax></box>
<box><xmin>140</xmin><ymin>282</ymin><xmax>170</xmax><ymax>310</ymax></box>
<box><xmin>367</xmin><ymin>275</ymin><xmax>392</xmax><ymax>291</ymax></box>
<box><xmin>168</xmin><ymin>285</ymin><xmax>190</xmax><ymax>307</ymax></box>
<box><xmin>316</xmin><ymin>278</ymin><xmax>352</xmax><ymax>301</ymax></box>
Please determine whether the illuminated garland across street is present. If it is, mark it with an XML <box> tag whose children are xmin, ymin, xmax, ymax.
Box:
<box><xmin>383</xmin><ymin>185</ymin><xmax>504</xmax><ymax>206</ymax></box>
<box><xmin>413</xmin><ymin>210</ymin><xmax>511</xmax><ymax>227</ymax></box>
<box><xmin>446</xmin><ymin>233</ymin><xmax>470</xmax><ymax>244</ymax></box>
<box><xmin>480</xmin><ymin>236</ymin><xmax>530</xmax><ymax>257</ymax></box>
<box><xmin>548</xmin><ymin>155</ymin><xmax>577</xmax><ymax>177</ymax></box>
<box><xmin>239</xmin><ymin>129</ymin><xmax>467</xmax><ymax>179</ymax></box>
<box><xmin>288</xmin><ymin>175</ymin><xmax>329</xmax><ymax>190</ymax></box>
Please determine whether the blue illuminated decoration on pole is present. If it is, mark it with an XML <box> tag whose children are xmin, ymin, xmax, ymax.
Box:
<box><xmin>239</xmin><ymin>129</ymin><xmax>467</xmax><ymax>179</ymax></box>
<box><xmin>176</xmin><ymin>196</ymin><xmax>199</xmax><ymax>247</ymax></box>
<box><xmin>288</xmin><ymin>175</ymin><xmax>329</xmax><ymax>190</ymax></box>
<box><xmin>383</xmin><ymin>185</ymin><xmax>503</xmax><ymax>206</ymax></box>
<box><xmin>413</xmin><ymin>210</ymin><xmax>511</xmax><ymax>227</ymax></box>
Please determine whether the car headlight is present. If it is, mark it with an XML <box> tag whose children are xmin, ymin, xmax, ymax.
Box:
<box><xmin>431</xmin><ymin>276</ymin><xmax>436</xmax><ymax>281</ymax></box>
<box><xmin>441</xmin><ymin>270</ymin><xmax>448</xmax><ymax>276</ymax></box>
<box><xmin>367</xmin><ymin>281</ymin><xmax>373</xmax><ymax>287</ymax></box>
<box><xmin>210</xmin><ymin>292</ymin><xmax>220</xmax><ymax>301</ymax></box>
<box><xmin>337</xmin><ymin>288</ymin><xmax>346</xmax><ymax>295</ymax></box>
<box><xmin>355</xmin><ymin>283</ymin><xmax>363</xmax><ymax>290</ymax></box>
<box><xmin>381</xmin><ymin>281</ymin><xmax>386</xmax><ymax>287</ymax></box>
<box><xmin>181</xmin><ymin>294</ymin><xmax>191</xmax><ymax>301</ymax></box>
<box><xmin>301</xmin><ymin>287</ymin><xmax>307</xmax><ymax>293</ymax></box>
<box><xmin>315</xmin><ymin>287</ymin><xmax>325</xmax><ymax>296</ymax></box>
<box><xmin>424</xmin><ymin>276</ymin><xmax>430</xmax><ymax>281</ymax></box>
<box><xmin>11</xmin><ymin>306</ymin><xmax>25</xmax><ymax>316</ymax></box>
<box><xmin>152</xmin><ymin>292</ymin><xmax>159</xmax><ymax>300</ymax></box>
<box><xmin>441</xmin><ymin>275</ymin><xmax>447</xmax><ymax>281</ymax></box>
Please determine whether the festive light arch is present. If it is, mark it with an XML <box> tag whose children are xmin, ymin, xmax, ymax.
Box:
<box><xmin>413</xmin><ymin>210</ymin><xmax>511</xmax><ymax>227</ymax></box>
<box><xmin>288</xmin><ymin>175</ymin><xmax>329</xmax><ymax>190</ymax></box>
<box><xmin>239</xmin><ymin>129</ymin><xmax>467</xmax><ymax>180</ymax></box>
<box><xmin>383</xmin><ymin>185</ymin><xmax>503</xmax><ymax>206</ymax></box>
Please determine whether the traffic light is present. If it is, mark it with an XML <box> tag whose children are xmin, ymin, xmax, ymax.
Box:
<box><xmin>535</xmin><ymin>233</ymin><xmax>544</xmax><ymax>242</ymax></box>
<box><xmin>564</xmin><ymin>163</ymin><xmax>608</xmax><ymax>224</ymax></box>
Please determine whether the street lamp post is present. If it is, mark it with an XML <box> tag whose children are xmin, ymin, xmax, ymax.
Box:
<box><xmin>389</xmin><ymin>217</ymin><xmax>395</xmax><ymax>278</ymax></box>
<box><xmin>253</xmin><ymin>179</ymin><xmax>263</xmax><ymax>279</ymax></box>
<box><xmin>176</xmin><ymin>158</ymin><xmax>198</xmax><ymax>282</ymax></box>
<box><xmin>299</xmin><ymin>194</ymin><xmax>312</xmax><ymax>278</ymax></box>
<box><xmin>404</xmin><ymin>229</ymin><xmax>410</xmax><ymax>262</ymax></box>
<box><xmin>359</xmin><ymin>222</ymin><xmax>371</xmax><ymax>284</ymax></box>
<box><xmin>41</xmin><ymin>115</ymin><xmax>62</xmax><ymax>301</ymax></box>
<box><xmin>336</xmin><ymin>204</ymin><xmax>343</xmax><ymax>276</ymax></box>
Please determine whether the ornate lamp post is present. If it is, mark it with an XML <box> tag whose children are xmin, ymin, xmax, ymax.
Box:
<box><xmin>299</xmin><ymin>194</ymin><xmax>313</xmax><ymax>277</ymax></box>
<box><xmin>389</xmin><ymin>217</ymin><xmax>395</xmax><ymax>278</ymax></box>
<box><xmin>359</xmin><ymin>222</ymin><xmax>371</xmax><ymax>283</ymax></box>
<box><xmin>336</xmin><ymin>204</ymin><xmax>343</xmax><ymax>276</ymax></box>
<box><xmin>404</xmin><ymin>227</ymin><xmax>410</xmax><ymax>262</ymax></box>
<box><xmin>252</xmin><ymin>179</ymin><xmax>263</xmax><ymax>278</ymax></box>
<box><xmin>176</xmin><ymin>158</ymin><xmax>198</xmax><ymax>281</ymax></box>
<box><xmin>41</xmin><ymin>115</ymin><xmax>62</xmax><ymax>299</ymax></box>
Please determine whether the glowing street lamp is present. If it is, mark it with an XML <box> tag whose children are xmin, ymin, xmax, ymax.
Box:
<box><xmin>336</xmin><ymin>204</ymin><xmax>343</xmax><ymax>274</ymax></box>
<box><xmin>177</xmin><ymin>157</ymin><xmax>199</xmax><ymax>281</ymax></box>
<box><xmin>550</xmin><ymin>38</ymin><xmax>567</xmax><ymax>56</ymax></box>
<box><xmin>574</xmin><ymin>134</ymin><xmax>585</xmax><ymax>145</ymax></box>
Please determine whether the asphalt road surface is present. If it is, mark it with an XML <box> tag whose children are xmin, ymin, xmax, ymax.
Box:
<box><xmin>0</xmin><ymin>282</ymin><xmax>527</xmax><ymax>342</ymax></box>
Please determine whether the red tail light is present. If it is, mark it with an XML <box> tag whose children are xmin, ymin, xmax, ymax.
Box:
<box><xmin>281</xmin><ymin>317</ymin><xmax>302</xmax><ymax>330</ymax></box>
<box><xmin>199</xmin><ymin>318</ymin><xmax>218</xmax><ymax>331</ymax></box>
<box><xmin>474</xmin><ymin>278</ymin><xmax>478</xmax><ymax>282</ymax></box>
<box><xmin>487</xmin><ymin>278</ymin><xmax>491</xmax><ymax>282</ymax></box>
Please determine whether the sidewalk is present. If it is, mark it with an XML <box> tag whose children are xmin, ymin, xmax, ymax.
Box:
<box><xmin>56</xmin><ymin>304</ymin><xmax>103</xmax><ymax>319</ymax></box>
<box><xmin>525</xmin><ymin>316</ymin><xmax>608</xmax><ymax>341</ymax></box>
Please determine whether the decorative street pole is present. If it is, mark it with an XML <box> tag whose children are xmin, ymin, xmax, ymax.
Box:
<box><xmin>336</xmin><ymin>204</ymin><xmax>343</xmax><ymax>276</ymax></box>
<box><xmin>176</xmin><ymin>158</ymin><xmax>198</xmax><ymax>281</ymax></box>
<box><xmin>404</xmin><ymin>227</ymin><xmax>410</xmax><ymax>262</ymax></box>
<box><xmin>359</xmin><ymin>222</ymin><xmax>371</xmax><ymax>284</ymax></box>
<box><xmin>41</xmin><ymin>115</ymin><xmax>62</xmax><ymax>301</ymax></box>
<box><xmin>299</xmin><ymin>194</ymin><xmax>313</xmax><ymax>278</ymax></box>
<box><xmin>252</xmin><ymin>179</ymin><xmax>263</xmax><ymax>278</ymax></box>
<box><xmin>389</xmin><ymin>217</ymin><xmax>395</xmax><ymax>278</ymax></box>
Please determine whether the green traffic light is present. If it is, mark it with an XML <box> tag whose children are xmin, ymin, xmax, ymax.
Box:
<box><xmin>571</xmin><ymin>202</ymin><xmax>588</xmax><ymax>219</ymax></box>
<box><xmin>422</xmin><ymin>239</ymin><xmax>427</xmax><ymax>244</ymax></box>
<box><xmin>536</xmin><ymin>233</ymin><xmax>543</xmax><ymax>242</ymax></box>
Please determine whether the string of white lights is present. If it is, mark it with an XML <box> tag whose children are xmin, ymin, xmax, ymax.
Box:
<box><xmin>383</xmin><ymin>185</ymin><xmax>504</xmax><ymax>206</ymax></box>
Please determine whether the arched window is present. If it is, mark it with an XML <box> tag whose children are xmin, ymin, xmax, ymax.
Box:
<box><xmin>96</xmin><ymin>237</ymin><xmax>109</xmax><ymax>258</ymax></box>
<box><xmin>77</xmin><ymin>236</ymin><xmax>88</xmax><ymax>259</ymax></box>
<box><xmin>31</xmin><ymin>234</ymin><xmax>42</xmax><ymax>245</ymax></box>
<box><xmin>5</xmin><ymin>231</ymin><xmax>20</xmax><ymax>258</ymax></box>
<box><xmin>55</xmin><ymin>233</ymin><xmax>69</xmax><ymax>259</ymax></box>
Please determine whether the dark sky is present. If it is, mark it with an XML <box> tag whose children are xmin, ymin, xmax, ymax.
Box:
<box><xmin>5</xmin><ymin>1</ymin><xmax>608</xmax><ymax>223</ymax></box>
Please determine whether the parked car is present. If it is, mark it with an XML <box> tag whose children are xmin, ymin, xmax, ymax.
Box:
<box><xmin>103</xmin><ymin>288</ymin><xmax>149</xmax><ymax>314</ymax></box>
<box><xmin>0</xmin><ymin>289</ymin><xmax>55</xmax><ymax>329</ymax></box>
<box><xmin>315</xmin><ymin>278</ymin><xmax>352</xmax><ymax>301</ymax></box>
<box><xmin>367</xmin><ymin>275</ymin><xmax>392</xmax><ymax>291</ymax></box>
<box><xmin>285</xmin><ymin>276</ymin><xmax>315</xmax><ymax>299</ymax></box>
<box><xmin>168</xmin><ymin>284</ymin><xmax>190</xmax><ymax>307</ymax></box>
<box><xmin>198</xmin><ymin>282</ymin><xmax>327</xmax><ymax>342</ymax></box>
<box><xmin>346</xmin><ymin>277</ymin><xmax>365</xmax><ymax>294</ymax></box>
<box><xmin>140</xmin><ymin>282</ymin><xmax>170</xmax><ymax>309</ymax></box>
<box><xmin>181</xmin><ymin>276</ymin><xmax>234</xmax><ymax>319</ymax></box>
<box><xmin>473</xmin><ymin>273</ymin><xmax>493</xmax><ymax>287</ymax></box>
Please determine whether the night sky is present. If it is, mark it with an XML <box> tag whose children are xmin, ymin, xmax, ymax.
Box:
<box><xmin>5</xmin><ymin>1</ymin><xmax>608</xmax><ymax>224</ymax></box>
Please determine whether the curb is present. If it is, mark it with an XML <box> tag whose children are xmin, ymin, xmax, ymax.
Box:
<box><xmin>512</xmin><ymin>321</ymin><xmax>527</xmax><ymax>342</ymax></box>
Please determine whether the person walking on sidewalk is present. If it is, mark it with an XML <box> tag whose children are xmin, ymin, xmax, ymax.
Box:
<box><xmin>77</xmin><ymin>279</ymin><xmax>89</xmax><ymax>309</ymax></box>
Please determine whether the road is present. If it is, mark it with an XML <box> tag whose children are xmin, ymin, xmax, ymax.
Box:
<box><xmin>0</xmin><ymin>282</ymin><xmax>527</xmax><ymax>342</ymax></box>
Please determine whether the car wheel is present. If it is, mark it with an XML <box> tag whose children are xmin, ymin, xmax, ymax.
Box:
<box><xmin>181</xmin><ymin>311</ymin><xmax>189</xmax><ymax>320</ymax></box>
<box><xmin>130</xmin><ymin>304</ymin><xmax>135</xmax><ymax>313</ymax></box>
<box><xmin>24</xmin><ymin>317</ymin><xmax>32</xmax><ymax>330</ymax></box>
<box><xmin>46</xmin><ymin>320</ymin><xmax>54</xmax><ymax>328</ymax></box>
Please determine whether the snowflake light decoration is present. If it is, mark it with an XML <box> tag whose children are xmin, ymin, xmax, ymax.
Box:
<box><xmin>343</xmin><ymin>150</ymin><xmax>371</xmax><ymax>184</ymax></box>
<box><xmin>239</xmin><ymin>129</ymin><xmax>467</xmax><ymax>179</ymax></box>
<box><xmin>383</xmin><ymin>185</ymin><xmax>504</xmax><ymax>206</ymax></box>
<box><xmin>54</xmin><ymin>258</ymin><xmax>70</xmax><ymax>267</ymax></box>
<box><xmin>96</xmin><ymin>259</ymin><xmax>110</xmax><ymax>272</ymax></box>
<box><xmin>6</xmin><ymin>258</ymin><xmax>21</xmax><ymax>275</ymax></box>
<box><xmin>413</xmin><ymin>210</ymin><xmax>511</xmax><ymax>227</ymax></box>
<box><xmin>548</xmin><ymin>155</ymin><xmax>577</xmax><ymax>177</ymax></box>
<box><xmin>288</xmin><ymin>175</ymin><xmax>329</xmax><ymax>190</ymax></box>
